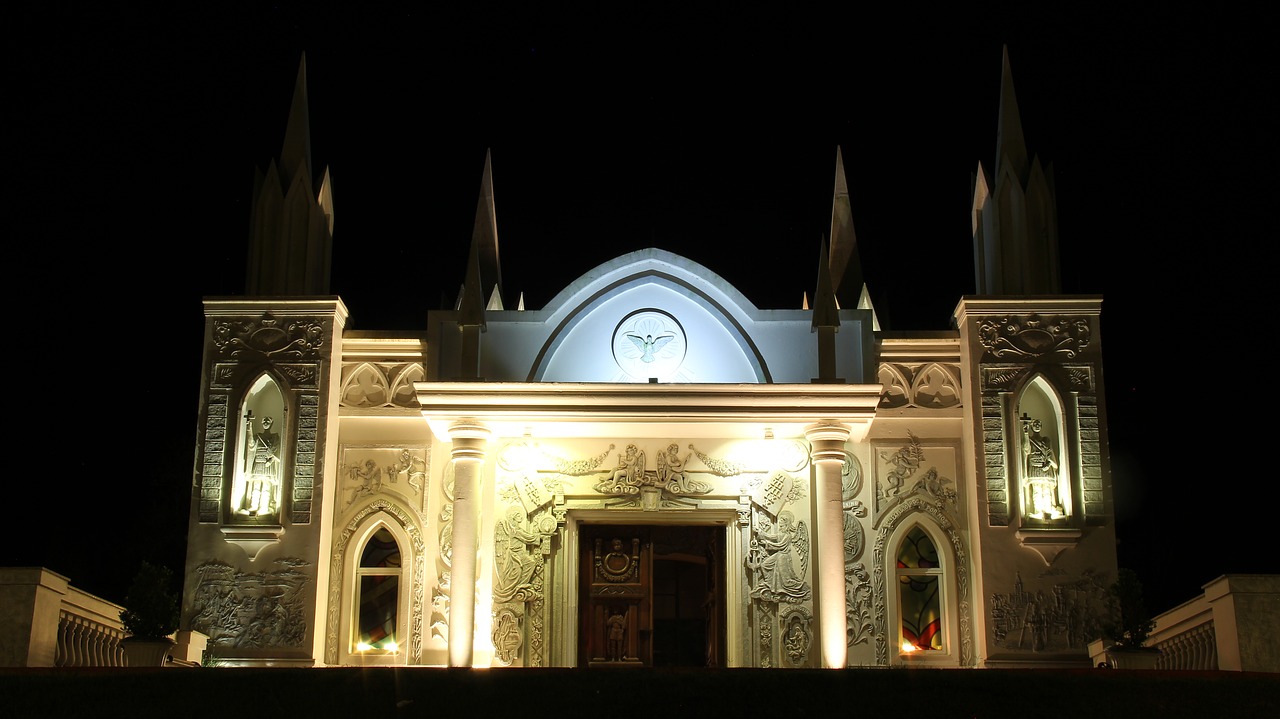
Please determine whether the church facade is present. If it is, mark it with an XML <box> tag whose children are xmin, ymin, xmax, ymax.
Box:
<box><xmin>180</xmin><ymin>52</ymin><xmax>1118</xmax><ymax>669</ymax></box>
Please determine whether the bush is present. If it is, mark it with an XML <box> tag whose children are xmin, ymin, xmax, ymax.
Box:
<box><xmin>119</xmin><ymin>561</ymin><xmax>181</xmax><ymax>641</ymax></box>
<box><xmin>1103</xmin><ymin>567</ymin><xmax>1154</xmax><ymax>649</ymax></box>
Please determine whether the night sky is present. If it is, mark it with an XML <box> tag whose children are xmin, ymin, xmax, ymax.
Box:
<box><xmin>8</xmin><ymin>4</ymin><xmax>1276</xmax><ymax>618</ymax></box>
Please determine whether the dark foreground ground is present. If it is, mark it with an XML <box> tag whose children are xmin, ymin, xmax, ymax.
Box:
<box><xmin>3</xmin><ymin>667</ymin><xmax>1278</xmax><ymax>719</ymax></box>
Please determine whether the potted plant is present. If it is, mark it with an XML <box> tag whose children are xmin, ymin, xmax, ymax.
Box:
<box><xmin>118</xmin><ymin>561</ymin><xmax>181</xmax><ymax>667</ymax></box>
<box><xmin>1100</xmin><ymin>567</ymin><xmax>1161</xmax><ymax>669</ymax></box>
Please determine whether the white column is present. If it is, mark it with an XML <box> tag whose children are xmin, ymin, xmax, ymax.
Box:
<box><xmin>806</xmin><ymin>422</ymin><xmax>852</xmax><ymax>668</ymax></box>
<box><xmin>446</xmin><ymin>420</ymin><xmax>491</xmax><ymax>667</ymax></box>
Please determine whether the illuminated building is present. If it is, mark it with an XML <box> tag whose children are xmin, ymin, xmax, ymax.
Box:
<box><xmin>181</xmin><ymin>50</ymin><xmax>1119</xmax><ymax>669</ymax></box>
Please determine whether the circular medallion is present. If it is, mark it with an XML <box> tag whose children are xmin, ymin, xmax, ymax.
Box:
<box><xmin>611</xmin><ymin>309</ymin><xmax>687</xmax><ymax>381</ymax></box>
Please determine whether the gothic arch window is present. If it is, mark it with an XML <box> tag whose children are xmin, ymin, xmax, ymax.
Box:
<box><xmin>1015</xmin><ymin>375</ymin><xmax>1072</xmax><ymax>525</ymax></box>
<box><xmin>229</xmin><ymin>372</ymin><xmax>286</xmax><ymax>525</ymax></box>
<box><xmin>897</xmin><ymin>525</ymin><xmax>944</xmax><ymax>653</ymax></box>
<box><xmin>882</xmin><ymin>517</ymin><xmax>961</xmax><ymax>666</ymax></box>
<box><xmin>337</xmin><ymin>510</ymin><xmax>418</xmax><ymax>666</ymax></box>
<box><xmin>355</xmin><ymin>525</ymin><xmax>403</xmax><ymax>654</ymax></box>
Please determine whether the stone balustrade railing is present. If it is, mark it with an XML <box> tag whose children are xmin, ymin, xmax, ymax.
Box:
<box><xmin>56</xmin><ymin>588</ymin><xmax>128</xmax><ymax>667</ymax></box>
<box><xmin>1</xmin><ymin>567</ymin><xmax>206</xmax><ymax>668</ymax></box>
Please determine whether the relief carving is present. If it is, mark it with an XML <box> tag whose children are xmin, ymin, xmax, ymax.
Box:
<box><xmin>744</xmin><ymin>469</ymin><xmax>810</xmax><ymax>667</ymax></box>
<box><xmin>989</xmin><ymin>570</ymin><xmax>1110</xmax><ymax>653</ymax></box>
<box><xmin>591</xmin><ymin>443</ymin><xmax>712</xmax><ymax>497</ymax></box>
<box><xmin>191</xmin><ymin>557</ymin><xmax>312</xmax><ymax>649</ymax></box>
<box><xmin>780</xmin><ymin>606</ymin><xmax>814</xmax><ymax>667</ymax></box>
<box><xmin>212</xmin><ymin>314</ymin><xmax>326</xmax><ymax>361</ymax></box>
<box><xmin>747</xmin><ymin>511</ymin><xmax>810</xmax><ymax>603</ymax></box>
<box><xmin>492</xmin><ymin>607</ymin><xmax>522</xmax><ymax>666</ymax></box>
<box><xmin>492</xmin><ymin>449</ymin><xmax>561</xmax><ymax>666</ymax></box>
<box><xmin>878</xmin><ymin>363</ymin><xmax>962</xmax><ymax>409</ymax></box>
<box><xmin>977</xmin><ymin>314</ymin><xmax>1092</xmax><ymax>360</ymax></box>
<box><xmin>340</xmin><ymin>447</ymin><xmax>427</xmax><ymax>511</ymax></box>
<box><xmin>432</xmin><ymin>461</ymin><xmax>455</xmax><ymax>642</ymax></box>
<box><xmin>340</xmin><ymin>362</ymin><xmax>425</xmax><ymax>408</ymax></box>
<box><xmin>841</xmin><ymin>450</ymin><xmax>874</xmax><ymax>647</ymax></box>
<box><xmin>876</xmin><ymin>432</ymin><xmax>957</xmax><ymax>511</ymax></box>
<box><xmin>493</xmin><ymin>505</ymin><xmax>555</xmax><ymax>603</ymax></box>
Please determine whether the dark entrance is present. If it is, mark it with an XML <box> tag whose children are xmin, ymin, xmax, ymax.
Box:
<box><xmin>579</xmin><ymin>524</ymin><xmax>726</xmax><ymax>667</ymax></box>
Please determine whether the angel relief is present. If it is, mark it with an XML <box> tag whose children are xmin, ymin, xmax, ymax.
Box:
<box><xmin>746</xmin><ymin>511</ymin><xmax>811</xmax><ymax>603</ymax></box>
<box><xmin>591</xmin><ymin>443</ymin><xmax>712</xmax><ymax>497</ymax></box>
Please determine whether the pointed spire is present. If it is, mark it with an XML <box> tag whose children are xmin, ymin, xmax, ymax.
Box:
<box><xmin>828</xmin><ymin>146</ymin><xmax>864</xmax><ymax>310</ymax></box>
<box><xmin>856</xmin><ymin>284</ymin><xmax>880</xmax><ymax>333</ymax></box>
<box><xmin>973</xmin><ymin>48</ymin><xmax>1061</xmax><ymax>295</ymax></box>
<box><xmin>244</xmin><ymin>53</ymin><xmax>333</xmax><ymax>296</ymax></box>
<box><xmin>995</xmin><ymin>45</ymin><xmax>1029</xmax><ymax>186</ymax></box>
<box><xmin>812</xmin><ymin>236</ymin><xmax>842</xmax><ymax>383</ymax></box>
<box><xmin>468</xmin><ymin>149</ymin><xmax>502</xmax><ymax>309</ymax></box>
<box><xmin>811</xmin><ymin>235</ymin><xmax>841</xmax><ymax>331</ymax></box>
<box><xmin>458</xmin><ymin>231</ymin><xmax>486</xmax><ymax>329</ymax></box>
<box><xmin>279</xmin><ymin>53</ymin><xmax>312</xmax><ymax>192</ymax></box>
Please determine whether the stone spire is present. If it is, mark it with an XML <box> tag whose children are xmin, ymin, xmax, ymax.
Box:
<box><xmin>456</xmin><ymin>150</ymin><xmax>503</xmax><ymax>379</ymax></box>
<box><xmin>812</xmin><ymin>236</ymin><xmax>842</xmax><ymax>383</ymax></box>
<box><xmin>470</xmin><ymin>149</ymin><xmax>502</xmax><ymax>310</ymax></box>
<box><xmin>972</xmin><ymin>46</ymin><xmax>1060</xmax><ymax>295</ymax></box>
<box><xmin>244</xmin><ymin>53</ymin><xmax>335</xmax><ymax>296</ymax></box>
<box><xmin>828</xmin><ymin>147</ymin><xmax>879</xmax><ymax>330</ymax></box>
<box><xmin>828</xmin><ymin>146</ymin><xmax>861</xmax><ymax>308</ymax></box>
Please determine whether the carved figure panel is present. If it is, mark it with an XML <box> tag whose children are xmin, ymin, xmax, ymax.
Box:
<box><xmin>591</xmin><ymin>443</ymin><xmax>713</xmax><ymax>498</ymax></box>
<box><xmin>191</xmin><ymin>557</ymin><xmax>312</xmax><ymax>650</ymax></box>
<box><xmin>873</xmin><ymin>432</ymin><xmax>959</xmax><ymax>520</ymax></box>
<box><xmin>339</xmin><ymin>446</ymin><xmax>429</xmax><ymax>512</ymax></box>
<box><xmin>988</xmin><ymin>570</ymin><xmax>1111</xmax><ymax>653</ymax></box>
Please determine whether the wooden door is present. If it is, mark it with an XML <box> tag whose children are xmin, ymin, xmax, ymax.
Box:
<box><xmin>579</xmin><ymin>525</ymin><xmax>724</xmax><ymax>667</ymax></box>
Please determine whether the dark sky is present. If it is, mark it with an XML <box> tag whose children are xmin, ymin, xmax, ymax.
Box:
<box><xmin>8</xmin><ymin>4</ymin><xmax>1276</xmax><ymax>617</ymax></box>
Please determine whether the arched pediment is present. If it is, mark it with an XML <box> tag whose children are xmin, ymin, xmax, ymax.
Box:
<box><xmin>437</xmin><ymin>248</ymin><xmax>876</xmax><ymax>385</ymax></box>
<box><xmin>529</xmin><ymin>249</ymin><xmax>768</xmax><ymax>381</ymax></box>
<box><xmin>529</xmin><ymin>250</ymin><xmax>770</xmax><ymax>383</ymax></box>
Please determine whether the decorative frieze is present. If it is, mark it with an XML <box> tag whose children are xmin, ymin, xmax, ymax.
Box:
<box><xmin>339</xmin><ymin>362</ymin><xmax>424</xmax><ymax>408</ymax></box>
<box><xmin>878</xmin><ymin>362</ymin><xmax>963</xmax><ymax>409</ymax></box>
<box><xmin>212</xmin><ymin>314</ymin><xmax>327</xmax><ymax>361</ymax></box>
<box><xmin>977</xmin><ymin>314</ymin><xmax>1092</xmax><ymax>360</ymax></box>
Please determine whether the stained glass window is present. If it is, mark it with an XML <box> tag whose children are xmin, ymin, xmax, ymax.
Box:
<box><xmin>897</xmin><ymin>526</ymin><xmax>943</xmax><ymax>652</ymax></box>
<box><xmin>355</xmin><ymin>527</ymin><xmax>401</xmax><ymax>653</ymax></box>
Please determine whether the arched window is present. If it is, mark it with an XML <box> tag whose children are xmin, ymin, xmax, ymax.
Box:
<box><xmin>230</xmin><ymin>373</ymin><xmax>286</xmax><ymax>525</ymax></box>
<box><xmin>897</xmin><ymin>526</ymin><xmax>944</xmax><ymax>653</ymax></box>
<box><xmin>354</xmin><ymin>526</ymin><xmax>402</xmax><ymax>654</ymax></box>
<box><xmin>1016</xmin><ymin>375</ymin><xmax>1072</xmax><ymax>524</ymax></box>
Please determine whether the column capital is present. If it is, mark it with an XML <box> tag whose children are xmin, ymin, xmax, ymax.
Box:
<box><xmin>448</xmin><ymin>420</ymin><xmax>491</xmax><ymax>461</ymax></box>
<box><xmin>805</xmin><ymin>422</ymin><xmax>851</xmax><ymax>463</ymax></box>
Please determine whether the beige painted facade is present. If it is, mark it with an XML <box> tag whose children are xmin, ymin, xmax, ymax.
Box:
<box><xmin>178</xmin><ymin>52</ymin><xmax>1125</xmax><ymax>670</ymax></box>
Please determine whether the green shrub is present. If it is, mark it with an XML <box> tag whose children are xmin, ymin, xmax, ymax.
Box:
<box><xmin>119</xmin><ymin>561</ymin><xmax>181</xmax><ymax>640</ymax></box>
